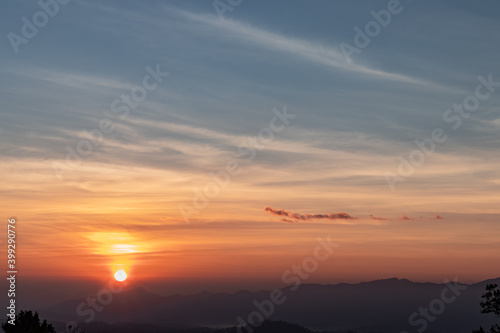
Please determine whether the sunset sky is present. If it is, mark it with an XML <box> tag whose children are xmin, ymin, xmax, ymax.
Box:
<box><xmin>1</xmin><ymin>0</ymin><xmax>500</xmax><ymax>308</ymax></box>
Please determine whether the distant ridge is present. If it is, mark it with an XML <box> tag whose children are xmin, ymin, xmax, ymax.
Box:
<box><xmin>213</xmin><ymin>320</ymin><xmax>315</xmax><ymax>333</ymax></box>
<box><xmin>41</xmin><ymin>277</ymin><xmax>500</xmax><ymax>333</ymax></box>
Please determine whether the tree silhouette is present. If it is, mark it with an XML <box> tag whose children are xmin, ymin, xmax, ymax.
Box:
<box><xmin>66</xmin><ymin>324</ymin><xmax>85</xmax><ymax>333</ymax></box>
<box><xmin>1</xmin><ymin>310</ymin><xmax>55</xmax><ymax>333</ymax></box>
<box><xmin>473</xmin><ymin>284</ymin><xmax>500</xmax><ymax>333</ymax></box>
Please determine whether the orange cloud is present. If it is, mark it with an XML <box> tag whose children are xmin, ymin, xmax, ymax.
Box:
<box><xmin>370</xmin><ymin>215</ymin><xmax>388</xmax><ymax>220</ymax></box>
<box><xmin>265</xmin><ymin>207</ymin><xmax>357</xmax><ymax>222</ymax></box>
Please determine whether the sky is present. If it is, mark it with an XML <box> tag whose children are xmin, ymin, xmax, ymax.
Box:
<box><xmin>1</xmin><ymin>0</ymin><xmax>500</xmax><ymax>308</ymax></box>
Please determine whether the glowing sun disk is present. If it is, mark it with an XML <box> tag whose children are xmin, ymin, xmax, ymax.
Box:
<box><xmin>114</xmin><ymin>269</ymin><xmax>127</xmax><ymax>282</ymax></box>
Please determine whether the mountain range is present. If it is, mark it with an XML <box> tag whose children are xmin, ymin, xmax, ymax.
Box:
<box><xmin>40</xmin><ymin>277</ymin><xmax>500</xmax><ymax>333</ymax></box>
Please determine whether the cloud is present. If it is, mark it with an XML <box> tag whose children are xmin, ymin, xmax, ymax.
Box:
<box><xmin>399</xmin><ymin>215</ymin><xmax>414</xmax><ymax>221</ymax></box>
<box><xmin>370</xmin><ymin>215</ymin><xmax>388</xmax><ymax>220</ymax></box>
<box><xmin>417</xmin><ymin>214</ymin><xmax>444</xmax><ymax>220</ymax></box>
<box><xmin>174</xmin><ymin>9</ymin><xmax>435</xmax><ymax>86</ymax></box>
<box><xmin>265</xmin><ymin>207</ymin><xmax>357</xmax><ymax>222</ymax></box>
<box><xmin>4</xmin><ymin>66</ymin><xmax>132</xmax><ymax>92</ymax></box>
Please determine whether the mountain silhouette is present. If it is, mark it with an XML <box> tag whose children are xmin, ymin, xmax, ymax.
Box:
<box><xmin>213</xmin><ymin>320</ymin><xmax>315</xmax><ymax>333</ymax></box>
<box><xmin>41</xmin><ymin>277</ymin><xmax>500</xmax><ymax>333</ymax></box>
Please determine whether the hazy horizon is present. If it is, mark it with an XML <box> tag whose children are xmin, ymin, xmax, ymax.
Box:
<box><xmin>9</xmin><ymin>275</ymin><xmax>500</xmax><ymax>312</ymax></box>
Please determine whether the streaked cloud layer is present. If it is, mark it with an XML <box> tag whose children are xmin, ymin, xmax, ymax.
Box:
<box><xmin>1</xmin><ymin>0</ymin><xmax>499</xmax><ymax>293</ymax></box>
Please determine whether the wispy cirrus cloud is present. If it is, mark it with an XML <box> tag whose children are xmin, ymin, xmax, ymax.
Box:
<box><xmin>2</xmin><ymin>66</ymin><xmax>132</xmax><ymax>92</ymax></box>
<box><xmin>174</xmin><ymin>9</ymin><xmax>435</xmax><ymax>87</ymax></box>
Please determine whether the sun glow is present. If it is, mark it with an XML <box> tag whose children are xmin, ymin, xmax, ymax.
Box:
<box><xmin>114</xmin><ymin>269</ymin><xmax>127</xmax><ymax>282</ymax></box>
<box><xmin>87</xmin><ymin>232</ymin><xmax>147</xmax><ymax>255</ymax></box>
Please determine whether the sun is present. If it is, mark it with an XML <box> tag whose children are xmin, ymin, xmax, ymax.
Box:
<box><xmin>114</xmin><ymin>269</ymin><xmax>127</xmax><ymax>282</ymax></box>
